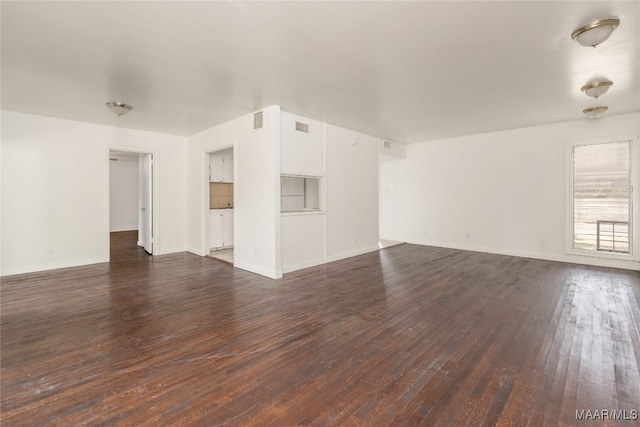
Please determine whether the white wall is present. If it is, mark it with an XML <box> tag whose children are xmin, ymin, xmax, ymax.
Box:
<box><xmin>281</xmin><ymin>212</ymin><xmax>325</xmax><ymax>272</ymax></box>
<box><xmin>325</xmin><ymin>124</ymin><xmax>379</xmax><ymax>262</ymax></box>
<box><xmin>379</xmin><ymin>158</ymin><xmax>409</xmax><ymax>241</ymax></box>
<box><xmin>379</xmin><ymin>139</ymin><xmax>406</xmax><ymax>159</ymax></box>
<box><xmin>186</xmin><ymin>107</ymin><xmax>282</xmax><ymax>279</ymax></box>
<box><xmin>281</xmin><ymin>111</ymin><xmax>325</xmax><ymax>176</ymax></box>
<box><xmin>186</xmin><ymin>119</ymin><xmax>234</xmax><ymax>255</ymax></box>
<box><xmin>280</xmin><ymin>111</ymin><xmax>326</xmax><ymax>273</ymax></box>
<box><xmin>380</xmin><ymin>112</ymin><xmax>640</xmax><ymax>270</ymax></box>
<box><xmin>234</xmin><ymin>106</ymin><xmax>282</xmax><ymax>278</ymax></box>
<box><xmin>1</xmin><ymin>111</ymin><xmax>187</xmax><ymax>276</ymax></box>
<box><xmin>279</xmin><ymin>114</ymin><xmax>381</xmax><ymax>273</ymax></box>
<box><xmin>109</xmin><ymin>155</ymin><xmax>138</xmax><ymax>232</ymax></box>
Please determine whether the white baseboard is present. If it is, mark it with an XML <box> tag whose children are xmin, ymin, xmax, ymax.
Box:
<box><xmin>153</xmin><ymin>246</ymin><xmax>187</xmax><ymax>256</ymax></box>
<box><xmin>110</xmin><ymin>227</ymin><xmax>137</xmax><ymax>232</ymax></box>
<box><xmin>233</xmin><ymin>260</ymin><xmax>282</xmax><ymax>279</ymax></box>
<box><xmin>407</xmin><ymin>239</ymin><xmax>640</xmax><ymax>271</ymax></box>
<box><xmin>187</xmin><ymin>247</ymin><xmax>206</xmax><ymax>257</ymax></box>
<box><xmin>325</xmin><ymin>245</ymin><xmax>381</xmax><ymax>264</ymax></box>
<box><xmin>1</xmin><ymin>256</ymin><xmax>108</xmax><ymax>277</ymax></box>
<box><xmin>282</xmin><ymin>257</ymin><xmax>327</xmax><ymax>274</ymax></box>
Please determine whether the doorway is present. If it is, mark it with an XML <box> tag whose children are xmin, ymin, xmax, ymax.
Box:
<box><xmin>206</xmin><ymin>147</ymin><xmax>234</xmax><ymax>264</ymax></box>
<box><xmin>109</xmin><ymin>150</ymin><xmax>154</xmax><ymax>261</ymax></box>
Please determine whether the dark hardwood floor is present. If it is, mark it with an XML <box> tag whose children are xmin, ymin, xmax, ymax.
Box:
<box><xmin>2</xmin><ymin>233</ymin><xmax>640</xmax><ymax>426</ymax></box>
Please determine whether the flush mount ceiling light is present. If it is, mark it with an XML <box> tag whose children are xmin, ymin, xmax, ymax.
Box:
<box><xmin>581</xmin><ymin>81</ymin><xmax>613</xmax><ymax>99</ymax></box>
<box><xmin>571</xmin><ymin>18</ymin><xmax>620</xmax><ymax>47</ymax></box>
<box><xmin>583</xmin><ymin>106</ymin><xmax>608</xmax><ymax>119</ymax></box>
<box><xmin>106</xmin><ymin>102</ymin><xmax>133</xmax><ymax>116</ymax></box>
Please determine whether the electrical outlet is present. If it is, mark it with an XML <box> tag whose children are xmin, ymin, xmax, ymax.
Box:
<box><xmin>466</xmin><ymin>233</ymin><xmax>471</xmax><ymax>239</ymax></box>
<box><xmin>423</xmin><ymin>230</ymin><xmax>428</xmax><ymax>237</ymax></box>
<box><xmin>48</xmin><ymin>248</ymin><xmax>54</xmax><ymax>256</ymax></box>
<box><xmin>540</xmin><ymin>240</ymin><xmax>547</xmax><ymax>248</ymax></box>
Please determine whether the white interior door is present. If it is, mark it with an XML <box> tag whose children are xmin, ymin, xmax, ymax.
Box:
<box><xmin>139</xmin><ymin>153</ymin><xmax>153</xmax><ymax>254</ymax></box>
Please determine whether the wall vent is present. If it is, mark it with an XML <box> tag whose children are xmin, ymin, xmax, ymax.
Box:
<box><xmin>295</xmin><ymin>121</ymin><xmax>309</xmax><ymax>133</ymax></box>
<box><xmin>383</xmin><ymin>141</ymin><xmax>392</xmax><ymax>149</ymax></box>
<box><xmin>254</xmin><ymin>111</ymin><xmax>263</xmax><ymax>130</ymax></box>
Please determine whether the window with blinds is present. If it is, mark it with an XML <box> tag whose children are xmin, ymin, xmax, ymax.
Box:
<box><xmin>572</xmin><ymin>140</ymin><xmax>632</xmax><ymax>254</ymax></box>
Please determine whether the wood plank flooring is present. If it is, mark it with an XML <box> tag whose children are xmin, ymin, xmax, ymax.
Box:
<box><xmin>2</xmin><ymin>233</ymin><xmax>640</xmax><ymax>426</ymax></box>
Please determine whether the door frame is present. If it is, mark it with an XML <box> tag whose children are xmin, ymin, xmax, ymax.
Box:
<box><xmin>203</xmin><ymin>146</ymin><xmax>234</xmax><ymax>255</ymax></box>
<box><xmin>106</xmin><ymin>147</ymin><xmax>158</xmax><ymax>261</ymax></box>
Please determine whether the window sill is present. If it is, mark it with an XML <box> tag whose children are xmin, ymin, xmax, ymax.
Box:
<box><xmin>281</xmin><ymin>210</ymin><xmax>324</xmax><ymax>217</ymax></box>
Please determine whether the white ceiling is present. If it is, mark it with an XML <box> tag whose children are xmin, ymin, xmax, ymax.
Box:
<box><xmin>1</xmin><ymin>1</ymin><xmax>638</xmax><ymax>143</ymax></box>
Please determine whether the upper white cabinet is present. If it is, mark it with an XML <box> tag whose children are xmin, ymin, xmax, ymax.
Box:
<box><xmin>281</xmin><ymin>112</ymin><xmax>325</xmax><ymax>177</ymax></box>
<box><xmin>210</xmin><ymin>156</ymin><xmax>233</xmax><ymax>183</ymax></box>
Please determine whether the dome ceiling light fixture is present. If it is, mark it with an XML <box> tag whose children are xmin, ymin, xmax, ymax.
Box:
<box><xmin>583</xmin><ymin>106</ymin><xmax>608</xmax><ymax>119</ymax></box>
<box><xmin>581</xmin><ymin>80</ymin><xmax>613</xmax><ymax>99</ymax></box>
<box><xmin>571</xmin><ymin>18</ymin><xmax>620</xmax><ymax>47</ymax></box>
<box><xmin>106</xmin><ymin>102</ymin><xmax>133</xmax><ymax>117</ymax></box>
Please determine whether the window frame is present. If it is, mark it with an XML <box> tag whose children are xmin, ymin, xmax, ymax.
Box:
<box><xmin>565</xmin><ymin>136</ymin><xmax>639</xmax><ymax>261</ymax></box>
<box><xmin>280</xmin><ymin>174</ymin><xmax>324</xmax><ymax>213</ymax></box>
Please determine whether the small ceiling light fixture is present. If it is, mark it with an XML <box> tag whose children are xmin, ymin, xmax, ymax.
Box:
<box><xmin>583</xmin><ymin>106</ymin><xmax>608</xmax><ymax>119</ymax></box>
<box><xmin>581</xmin><ymin>80</ymin><xmax>613</xmax><ymax>99</ymax></box>
<box><xmin>106</xmin><ymin>102</ymin><xmax>133</xmax><ymax>117</ymax></box>
<box><xmin>571</xmin><ymin>18</ymin><xmax>620</xmax><ymax>47</ymax></box>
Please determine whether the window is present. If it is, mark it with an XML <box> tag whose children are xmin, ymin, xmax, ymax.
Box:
<box><xmin>571</xmin><ymin>140</ymin><xmax>632</xmax><ymax>254</ymax></box>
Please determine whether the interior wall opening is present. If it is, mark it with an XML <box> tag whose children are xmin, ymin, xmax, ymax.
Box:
<box><xmin>109</xmin><ymin>150</ymin><xmax>153</xmax><ymax>262</ymax></box>
<box><xmin>206</xmin><ymin>146</ymin><xmax>234</xmax><ymax>264</ymax></box>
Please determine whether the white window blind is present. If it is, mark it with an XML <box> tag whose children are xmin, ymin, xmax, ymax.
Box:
<box><xmin>572</xmin><ymin>141</ymin><xmax>631</xmax><ymax>253</ymax></box>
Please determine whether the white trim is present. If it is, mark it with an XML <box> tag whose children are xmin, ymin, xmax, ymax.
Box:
<box><xmin>408</xmin><ymin>239</ymin><xmax>640</xmax><ymax>271</ymax></box>
<box><xmin>565</xmin><ymin>135</ymin><xmax>638</xmax><ymax>260</ymax></box>
<box><xmin>187</xmin><ymin>247</ymin><xmax>204</xmax><ymax>256</ymax></box>
<box><xmin>281</xmin><ymin>210</ymin><xmax>324</xmax><ymax>217</ymax></box>
<box><xmin>204</xmin><ymin>145</ymin><xmax>234</xmax><ymax>255</ymax></box>
<box><xmin>324</xmin><ymin>245</ymin><xmax>380</xmax><ymax>264</ymax></box>
<box><xmin>152</xmin><ymin>247</ymin><xmax>186</xmax><ymax>256</ymax></box>
<box><xmin>107</xmin><ymin>146</ymin><xmax>159</xmax><ymax>258</ymax></box>
<box><xmin>566</xmin><ymin>247</ymin><xmax>638</xmax><ymax>262</ymax></box>
<box><xmin>281</xmin><ymin>169</ymin><xmax>325</xmax><ymax>177</ymax></box>
<box><xmin>104</xmin><ymin>147</ymin><xmax>111</xmax><ymax>260</ymax></box>
<box><xmin>281</xmin><ymin>257</ymin><xmax>327</xmax><ymax>274</ymax></box>
<box><xmin>233</xmin><ymin>261</ymin><xmax>282</xmax><ymax>279</ymax></box>
<box><xmin>110</xmin><ymin>226</ymin><xmax>137</xmax><ymax>232</ymax></box>
<box><xmin>2</xmin><ymin>257</ymin><xmax>108</xmax><ymax>277</ymax></box>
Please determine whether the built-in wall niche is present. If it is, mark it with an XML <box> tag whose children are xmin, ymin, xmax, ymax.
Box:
<box><xmin>281</xmin><ymin>176</ymin><xmax>321</xmax><ymax>212</ymax></box>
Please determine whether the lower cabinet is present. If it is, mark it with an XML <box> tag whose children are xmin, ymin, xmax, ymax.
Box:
<box><xmin>210</xmin><ymin>209</ymin><xmax>234</xmax><ymax>249</ymax></box>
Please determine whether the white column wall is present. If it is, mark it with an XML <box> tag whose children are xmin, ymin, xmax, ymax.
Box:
<box><xmin>325</xmin><ymin>124</ymin><xmax>379</xmax><ymax>262</ymax></box>
<box><xmin>233</xmin><ymin>106</ymin><xmax>282</xmax><ymax>278</ymax></box>
<box><xmin>186</xmin><ymin>119</ymin><xmax>235</xmax><ymax>255</ymax></box>
<box><xmin>379</xmin><ymin>158</ymin><xmax>409</xmax><ymax>242</ymax></box>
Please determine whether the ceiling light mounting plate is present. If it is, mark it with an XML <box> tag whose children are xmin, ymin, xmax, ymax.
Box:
<box><xmin>583</xmin><ymin>106</ymin><xmax>608</xmax><ymax>119</ymax></box>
